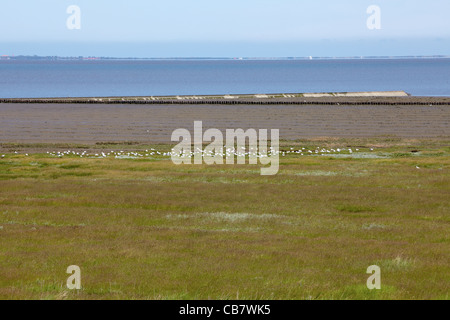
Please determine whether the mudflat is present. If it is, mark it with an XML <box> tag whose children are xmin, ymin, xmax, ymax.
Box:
<box><xmin>0</xmin><ymin>103</ymin><xmax>448</xmax><ymax>145</ymax></box>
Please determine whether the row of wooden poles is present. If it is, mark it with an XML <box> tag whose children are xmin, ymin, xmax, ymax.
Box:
<box><xmin>0</xmin><ymin>99</ymin><xmax>448</xmax><ymax>106</ymax></box>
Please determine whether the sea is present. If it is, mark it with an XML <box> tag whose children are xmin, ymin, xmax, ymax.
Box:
<box><xmin>0</xmin><ymin>58</ymin><xmax>449</xmax><ymax>98</ymax></box>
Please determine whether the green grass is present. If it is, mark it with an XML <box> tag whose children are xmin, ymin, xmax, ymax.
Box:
<box><xmin>0</xmin><ymin>139</ymin><xmax>449</xmax><ymax>300</ymax></box>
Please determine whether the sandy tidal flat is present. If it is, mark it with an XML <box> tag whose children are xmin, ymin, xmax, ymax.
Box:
<box><xmin>0</xmin><ymin>103</ymin><xmax>449</xmax><ymax>144</ymax></box>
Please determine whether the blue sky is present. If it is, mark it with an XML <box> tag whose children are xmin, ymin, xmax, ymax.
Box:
<box><xmin>1</xmin><ymin>0</ymin><xmax>449</xmax><ymax>57</ymax></box>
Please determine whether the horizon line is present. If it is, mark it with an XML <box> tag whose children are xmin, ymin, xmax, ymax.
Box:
<box><xmin>2</xmin><ymin>54</ymin><xmax>450</xmax><ymax>61</ymax></box>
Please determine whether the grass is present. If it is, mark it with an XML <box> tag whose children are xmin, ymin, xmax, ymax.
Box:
<box><xmin>0</xmin><ymin>139</ymin><xmax>449</xmax><ymax>300</ymax></box>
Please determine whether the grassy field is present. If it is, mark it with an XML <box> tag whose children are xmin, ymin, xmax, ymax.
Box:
<box><xmin>0</xmin><ymin>138</ymin><xmax>449</xmax><ymax>300</ymax></box>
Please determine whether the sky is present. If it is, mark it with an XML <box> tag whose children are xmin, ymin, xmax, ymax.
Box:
<box><xmin>0</xmin><ymin>0</ymin><xmax>449</xmax><ymax>57</ymax></box>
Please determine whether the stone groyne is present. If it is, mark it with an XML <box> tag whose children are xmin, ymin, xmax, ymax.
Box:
<box><xmin>1</xmin><ymin>92</ymin><xmax>449</xmax><ymax>105</ymax></box>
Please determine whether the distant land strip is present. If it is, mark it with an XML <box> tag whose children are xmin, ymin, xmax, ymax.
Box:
<box><xmin>1</xmin><ymin>92</ymin><xmax>450</xmax><ymax>105</ymax></box>
<box><xmin>2</xmin><ymin>55</ymin><xmax>450</xmax><ymax>61</ymax></box>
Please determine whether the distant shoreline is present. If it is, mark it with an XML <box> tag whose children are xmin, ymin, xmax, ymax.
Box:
<box><xmin>1</xmin><ymin>92</ymin><xmax>449</xmax><ymax>105</ymax></box>
<box><xmin>2</xmin><ymin>55</ymin><xmax>450</xmax><ymax>61</ymax></box>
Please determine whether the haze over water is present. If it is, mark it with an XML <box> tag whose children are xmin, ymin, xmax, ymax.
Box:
<box><xmin>1</xmin><ymin>58</ymin><xmax>449</xmax><ymax>98</ymax></box>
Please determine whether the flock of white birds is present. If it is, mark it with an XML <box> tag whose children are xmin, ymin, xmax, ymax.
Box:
<box><xmin>0</xmin><ymin>147</ymin><xmax>376</xmax><ymax>159</ymax></box>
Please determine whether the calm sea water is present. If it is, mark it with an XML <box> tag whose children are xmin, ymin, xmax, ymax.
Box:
<box><xmin>0</xmin><ymin>59</ymin><xmax>449</xmax><ymax>98</ymax></box>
